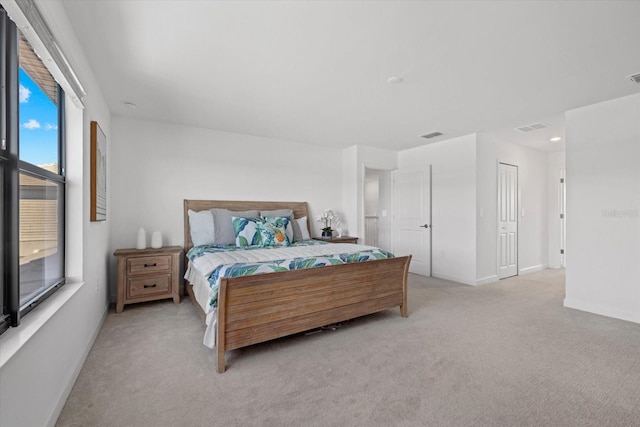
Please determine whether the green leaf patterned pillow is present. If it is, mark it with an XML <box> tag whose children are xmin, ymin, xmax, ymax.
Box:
<box><xmin>232</xmin><ymin>216</ymin><xmax>262</xmax><ymax>247</ymax></box>
<box><xmin>258</xmin><ymin>217</ymin><xmax>291</xmax><ymax>247</ymax></box>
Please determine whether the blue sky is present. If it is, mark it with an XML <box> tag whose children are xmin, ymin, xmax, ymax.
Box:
<box><xmin>19</xmin><ymin>68</ymin><xmax>59</xmax><ymax>166</ymax></box>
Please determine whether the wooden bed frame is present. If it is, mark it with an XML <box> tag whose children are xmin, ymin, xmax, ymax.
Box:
<box><xmin>184</xmin><ymin>200</ymin><xmax>411</xmax><ymax>373</ymax></box>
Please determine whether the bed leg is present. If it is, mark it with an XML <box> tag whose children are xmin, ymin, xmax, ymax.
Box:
<box><xmin>400</xmin><ymin>304</ymin><xmax>408</xmax><ymax>318</ymax></box>
<box><xmin>400</xmin><ymin>255</ymin><xmax>411</xmax><ymax>318</ymax></box>
<box><xmin>216</xmin><ymin>280</ymin><xmax>228</xmax><ymax>373</ymax></box>
<box><xmin>216</xmin><ymin>348</ymin><xmax>226</xmax><ymax>373</ymax></box>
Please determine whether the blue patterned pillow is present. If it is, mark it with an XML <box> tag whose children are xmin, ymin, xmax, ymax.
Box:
<box><xmin>259</xmin><ymin>217</ymin><xmax>291</xmax><ymax>247</ymax></box>
<box><xmin>260</xmin><ymin>209</ymin><xmax>294</xmax><ymax>242</ymax></box>
<box><xmin>232</xmin><ymin>217</ymin><xmax>262</xmax><ymax>247</ymax></box>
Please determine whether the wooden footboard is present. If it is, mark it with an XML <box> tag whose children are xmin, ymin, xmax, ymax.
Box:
<box><xmin>216</xmin><ymin>255</ymin><xmax>411</xmax><ymax>373</ymax></box>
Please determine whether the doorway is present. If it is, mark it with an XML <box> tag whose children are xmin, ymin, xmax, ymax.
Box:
<box><xmin>363</xmin><ymin>168</ymin><xmax>392</xmax><ymax>250</ymax></box>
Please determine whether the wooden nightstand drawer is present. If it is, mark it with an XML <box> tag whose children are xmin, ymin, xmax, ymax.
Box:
<box><xmin>127</xmin><ymin>274</ymin><xmax>172</xmax><ymax>298</ymax></box>
<box><xmin>127</xmin><ymin>255</ymin><xmax>171</xmax><ymax>275</ymax></box>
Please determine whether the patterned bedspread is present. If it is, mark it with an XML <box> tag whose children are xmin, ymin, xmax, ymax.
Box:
<box><xmin>186</xmin><ymin>240</ymin><xmax>394</xmax><ymax>312</ymax></box>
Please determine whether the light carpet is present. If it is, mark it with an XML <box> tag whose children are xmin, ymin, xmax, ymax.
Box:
<box><xmin>56</xmin><ymin>269</ymin><xmax>640</xmax><ymax>426</ymax></box>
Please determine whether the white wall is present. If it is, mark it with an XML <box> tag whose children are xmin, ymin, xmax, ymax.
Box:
<box><xmin>565</xmin><ymin>92</ymin><xmax>640</xmax><ymax>324</ymax></box>
<box><xmin>110</xmin><ymin>116</ymin><xmax>343</xmax><ymax>294</ymax></box>
<box><xmin>476</xmin><ymin>134</ymin><xmax>548</xmax><ymax>284</ymax></box>
<box><xmin>398</xmin><ymin>134</ymin><xmax>477</xmax><ymax>285</ymax></box>
<box><xmin>342</xmin><ymin>146</ymin><xmax>358</xmax><ymax>237</ymax></box>
<box><xmin>547</xmin><ymin>151</ymin><xmax>566</xmax><ymax>269</ymax></box>
<box><xmin>0</xmin><ymin>1</ymin><xmax>111</xmax><ymax>426</ymax></box>
<box><xmin>377</xmin><ymin>170</ymin><xmax>393</xmax><ymax>251</ymax></box>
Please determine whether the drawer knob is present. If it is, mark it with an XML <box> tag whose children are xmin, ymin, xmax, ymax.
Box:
<box><xmin>143</xmin><ymin>284</ymin><xmax>157</xmax><ymax>288</ymax></box>
<box><xmin>144</xmin><ymin>263</ymin><xmax>157</xmax><ymax>267</ymax></box>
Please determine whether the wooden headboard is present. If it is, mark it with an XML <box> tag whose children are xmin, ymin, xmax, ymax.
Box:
<box><xmin>183</xmin><ymin>200</ymin><xmax>311</xmax><ymax>253</ymax></box>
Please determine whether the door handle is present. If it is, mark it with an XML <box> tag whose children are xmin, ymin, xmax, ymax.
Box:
<box><xmin>419</xmin><ymin>224</ymin><xmax>430</xmax><ymax>229</ymax></box>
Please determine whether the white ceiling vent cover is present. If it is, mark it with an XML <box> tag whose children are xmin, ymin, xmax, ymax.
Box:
<box><xmin>628</xmin><ymin>73</ymin><xmax>640</xmax><ymax>84</ymax></box>
<box><xmin>514</xmin><ymin>122</ymin><xmax>548</xmax><ymax>133</ymax></box>
<box><xmin>420</xmin><ymin>131</ymin><xmax>443</xmax><ymax>139</ymax></box>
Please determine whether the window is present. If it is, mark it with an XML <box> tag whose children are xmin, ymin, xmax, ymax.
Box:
<box><xmin>1</xmin><ymin>7</ymin><xmax>66</xmax><ymax>334</ymax></box>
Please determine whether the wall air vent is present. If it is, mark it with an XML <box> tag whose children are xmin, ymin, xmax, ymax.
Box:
<box><xmin>420</xmin><ymin>131</ymin><xmax>443</xmax><ymax>139</ymax></box>
<box><xmin>514</xmin><ymin>122</ymin><xmax>548</xmax><ymax>133</ymax></box>
<box><xmin>628</xmin><ymin>73</ymin><xmax>640</xmax><ymax>84</ymax></box>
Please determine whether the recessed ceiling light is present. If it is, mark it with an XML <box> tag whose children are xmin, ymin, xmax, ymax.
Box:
<box><xmin>123</xmin><ymin>101</ymin><xmax>137</xmax><ymax>109</ymax></box>
<box><xmin>550</xmin><ymin>137</ymin><xmax>562</xmax><ymax>142</ymax></box>
<box><xmin>387</xmin><ymin>76</ymin><xmax>404</xmax><ymax>84</ymax></box>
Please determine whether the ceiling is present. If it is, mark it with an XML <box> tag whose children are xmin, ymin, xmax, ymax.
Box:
<box><xmin>60</xmin><ymin>1</ymin><xmax>640</xmax><ymax>152</ymax></box>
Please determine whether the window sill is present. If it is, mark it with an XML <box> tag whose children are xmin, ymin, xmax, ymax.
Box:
<box><xmin>0</xmin><ymin>281</ymin><xmax>84</xmax><ymax>369</ymax></box>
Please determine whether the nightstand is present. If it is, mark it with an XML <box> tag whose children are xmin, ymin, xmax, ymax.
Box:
<box><xmin>313</xmin><ymin>236</ymin><xmax>359</xmax><ymax>244</ymax></box>
<box><xmin>114</xmin><ymin>246</ymin><xmax>182</xmax><ymax>313</ymax></box>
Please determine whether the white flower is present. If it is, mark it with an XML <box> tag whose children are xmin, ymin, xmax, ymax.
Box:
<box><xmin>316</xmin><ymin>209</ymin><xmax>340</xmax><ymax>229</ymax></box>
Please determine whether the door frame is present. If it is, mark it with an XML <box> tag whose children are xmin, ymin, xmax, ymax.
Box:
<box><xmin>361</xmin><ymin>163</ymin><xmax>395</xmax><ymax>248</ymax></box>
<box><xmin>559</xmin><ymin>169</ymin><xmax>566</xmax><ymax>267</ymax></box>
<box><xmin>496</xmin><ymin>161</ymin><xmax>519</xmax><ymax>279</ymax></box>
<box><xmin>428</xmin><ymin>165</ymin><xmax>432</xmax><ymax>276</ymax></box>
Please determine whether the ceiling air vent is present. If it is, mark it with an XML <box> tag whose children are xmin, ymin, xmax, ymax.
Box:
<box><xmin>420</xmin><ymin>131</ymin><xmax>443</xmax><ymax>139</ymax></box>
<box><xmin>628</xmin><ymin>73</ymin><xmax>640</xmax><ymax>84</ymax></box>
<box><xmin>514</xmin><ymin>122</ymin><xmax>548</xmax><ymax>133</ymax></box>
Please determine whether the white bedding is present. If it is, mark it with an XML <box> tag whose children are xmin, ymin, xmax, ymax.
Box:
<box><xmin>190</xmin><ymin>243</ymin><xmax>375</xmax><ymax>280</ymax></box>
<box><xmin>184</xmin><ymin>263</ymin><xmax>213</xmax><ymax>315</ymax></box>
<box><xmin>184</xmin><ymin>263</ymin><xmax>219</xmax><ymax>347</ymax></box>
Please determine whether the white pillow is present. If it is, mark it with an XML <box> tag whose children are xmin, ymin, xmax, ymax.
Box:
<box><xmin>187</xmin><ymin>209</ymin><xmax>215</xmax><ymax>246</ymax></box>
<box><xmin>295</xmin><ymin>216</ymin><xmax>311</xmax><ymax>241</ymax></box>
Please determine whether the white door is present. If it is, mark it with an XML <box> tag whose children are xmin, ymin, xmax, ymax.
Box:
<box><xmin>392</xmin><ymin>167</ymin><xmax>431</xmax><ymax>276</ymax></box>
<box><xmin>498</xmin><ymin>163</ymin><xmax>518</xmax><ymax>279</ymax></box>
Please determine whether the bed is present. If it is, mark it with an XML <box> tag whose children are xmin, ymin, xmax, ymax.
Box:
<box><xmin>183</xmin><ymin>200</ymin><xmax>411</xmax><ymax>373</ymax></box>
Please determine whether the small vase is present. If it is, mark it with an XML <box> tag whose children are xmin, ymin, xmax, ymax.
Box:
<box><xmin>136</xmin><ymin>228</ymin><xmax>146</xmax><ymax>249</ymax></box>
<box><xmin>151</xmin><ymin>231</ymin><xmax>163</xmax><ymax>249</ymax></box>
<box><xmin>322</xmin><ymin>230</ymin><xmax>333</xmax><ymax>238</ymax></box>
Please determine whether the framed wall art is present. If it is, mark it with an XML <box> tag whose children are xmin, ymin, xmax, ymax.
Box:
<box><xmin>90</xmin><ymin>120</ymin><xmax>107</xmax><ymax>221</ymax></box>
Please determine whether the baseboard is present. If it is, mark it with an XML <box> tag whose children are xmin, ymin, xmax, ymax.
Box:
<box><xmin>563</xmin><ymin>298</ymin><xmax>640</xmax><ymax>325</ymax></box>
<box><xmin>475</xmin><ymin>265</ymin><xmax>547</xmax><ymax>285</ymax></box>
<box><xmin>432</xmin><ymin>272</ymin><xmax>476</xmax><ymax>286</ymax></box>
<box><xmin>46</xmin><ymin>303</ymin><xmax>109</xmax><ymax>427</ymax></box>
<box><xmin>519</xmin><ymin>264</ymin><xmax>548</xmax><ymax>275</ymax></box>
<box><xmin>476</xmin><ymin>275</ymin><xmax>498</xmax><ymax>286</ymax></box>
